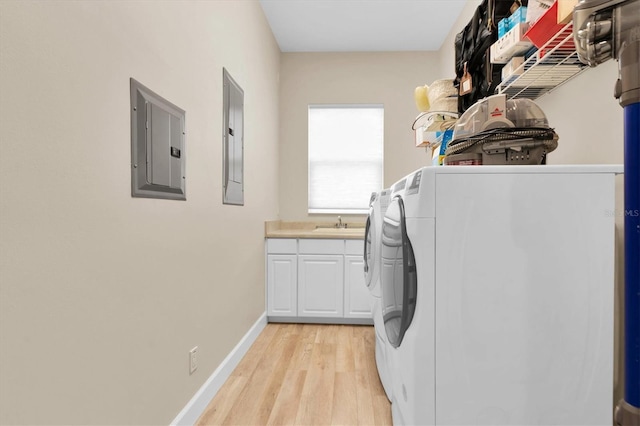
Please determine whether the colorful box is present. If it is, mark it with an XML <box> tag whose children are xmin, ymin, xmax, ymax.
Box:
<box><xmin>430</xmin><ymin>130</ymin><xmax>454</xmax><ymax>166</ymax></box>
<box><xmin>498</xmin><ymin>18</ymin><xmax>511</xmax><ymax>38</ymax></box>
<box><xmin>499</xmin><ymin>7</ymin><xmax>527</xmax><ymax>39</ymax></box>
<box><xmin>508</xmin><ymin>6</ymin><xmax>528</xmax><ymax>28</ymax></box>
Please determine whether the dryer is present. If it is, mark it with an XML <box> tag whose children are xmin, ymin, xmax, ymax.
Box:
<box><xmin>364</xmin><ymin>189</ymin><xmax>391</xmax><ymax>298</ymax></box>
<box><xmin>381</xmin><ymin>170</ymin><xmax>432</xmax><ymax>425</ymax></box>
<box><xmin>381</xmin><ymin>165</ymin><xmax>619</xmax><ymax>425</ymax></box>
<box><xmin>364</xmin><ymin>188</ymin><xmax>392</xmax><ymax>401</ymax></box>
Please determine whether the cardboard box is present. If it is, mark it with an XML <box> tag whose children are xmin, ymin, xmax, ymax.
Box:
<box><xmin>501</xmin><ymin>56</ymin><xmax>525</xmax><ymax>80</ymax></box>
<box><xmin>558</xmin><ymin>0</ymin><xmax>578</xmax><ymax>23</ymax></box>
<box><xmin>490</xmin><ymin>22</ymin><xmax>533</xmax><ymax>64</ymax></box>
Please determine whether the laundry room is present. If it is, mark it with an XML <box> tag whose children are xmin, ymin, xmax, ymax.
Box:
<box><xmin>0</xmin><ymin>0</ymin><xmax>636</xmax><ymax>425</ymax></box>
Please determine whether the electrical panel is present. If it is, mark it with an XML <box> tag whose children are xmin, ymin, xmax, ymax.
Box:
<box><xmin>130</xmin><ymin>78</ymin><xmax>186</xmax><ymax>200</ymax></box>
<box><xmin>223</xmin><ymin>68</ymin><xmax>244</xmax><ymax>205</ymax></box>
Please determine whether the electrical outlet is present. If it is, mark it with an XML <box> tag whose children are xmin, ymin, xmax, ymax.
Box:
<box><xmin>189</xmin><ymin>346</ymin><xmax>198</xmax><ymax>374</ymax></box>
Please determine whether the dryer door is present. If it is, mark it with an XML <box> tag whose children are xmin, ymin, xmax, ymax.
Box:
<box><xmin>364</xmin><ymin>214</ymin><xmax>373</xmax><ymax>288</ymax></box>
<box><xmin>364</xmin><ymin>211</ymin><xmax>379</xmax><ymax>291</ymax></box>
<box><xmin>380</xmin><ymin>196</ymin><xmax>417</xmax><ymax>348</ymax></box>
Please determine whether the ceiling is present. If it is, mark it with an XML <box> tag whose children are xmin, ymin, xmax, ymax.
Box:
<box><xmin>259</xmin><ymin>0</ymin><xmax>468</xmax><ymax>52</ymax></box>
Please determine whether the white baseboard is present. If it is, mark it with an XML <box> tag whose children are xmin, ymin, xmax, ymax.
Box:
<box><xmin>170</xmin><ymin>312</ymin><xmax>267</xmax><ymax>426</ymax></box>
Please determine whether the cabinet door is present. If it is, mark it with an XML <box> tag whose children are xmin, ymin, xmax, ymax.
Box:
<box><xmin>344</xmin><ymin>255</ymin><xmax>372</xmax><ymax>319</ymax></box>
<box><xmin>267</xmin><ymin>254</ymin><xmax>297</xmax><ymax>317</ymax></box>
<box><xmin>298</xmin><ymin>255</ymin><xmax>344</xmax><ymax>318</ymax></box>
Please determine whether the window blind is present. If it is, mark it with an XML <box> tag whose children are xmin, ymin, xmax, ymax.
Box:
<box><xmin>308</xmin><ymin>105</ymin><xmax>384</xmax><ymax>214</ymax></box>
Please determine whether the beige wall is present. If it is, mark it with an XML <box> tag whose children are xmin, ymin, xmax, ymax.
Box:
<box><xmin>0</xmin><ymin>1</ymin><xmax>280</xmax><ymax>424</ymax></box>
<box><xmin>279</xmin><ymin>52</ymin><xmax>445</xmax><ymax>221</ymax></box>
<box><xmin>535</xmin><ymin>60</ymin><xmax>626</xmax><ymax>403</ymax></box>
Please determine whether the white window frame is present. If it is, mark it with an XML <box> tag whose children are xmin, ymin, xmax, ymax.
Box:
<box><xmin>308</xmin><ymin>104</ymin><xmax>384</xmax><ymax>215</ymax></box>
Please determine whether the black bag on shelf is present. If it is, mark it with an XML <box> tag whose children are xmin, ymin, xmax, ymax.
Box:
<box><xmin>454</xmin><ymin>0</ymin><xmax>526</xmax><ymax>114</ymax></box>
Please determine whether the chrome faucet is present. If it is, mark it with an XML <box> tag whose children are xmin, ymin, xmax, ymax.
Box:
<box><xmin>336</xmin><ymin>216</ymin><xmax>347</xmax><ymax>229</ymax></box>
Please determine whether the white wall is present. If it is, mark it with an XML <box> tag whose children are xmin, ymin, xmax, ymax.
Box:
<box><xmin>279</xmin><ymin>51</ymin><xmax>443</xmax><ymax>221</ymax></box>
<box><xmin>0</xmin><ymin>1</ymin><xmax>280</xmax><ymax>424</ymax></box>
<box><xmin>536</xmin><ymin>61</ymin><xmax>623</xmax><ymax>164</ymax></box>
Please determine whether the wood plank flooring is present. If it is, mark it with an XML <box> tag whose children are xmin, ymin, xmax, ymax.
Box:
<box><xmin>196</xmin><ymin>323</ymin><xmax>392</xmax><ymax>426</ymax></box>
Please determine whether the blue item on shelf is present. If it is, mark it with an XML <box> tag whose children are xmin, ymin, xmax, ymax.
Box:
<box><xmin>498</xmin><ymin>7</ymin><xmax>528</xmax><ymax>39</ymax></box>
<box><xmin>431</xmin><ymin>130</ymin><xmax>454</xmax><ymax>166</ymax></box>
<box><xmin>508</xmin><ymin>6</ymin><xmax>528</xmax><ymax>29</ymax></box>
<box><xmin>498</xmin><ymin>18</ymin><xmax>511</xmax><ymax>38</ymax></box>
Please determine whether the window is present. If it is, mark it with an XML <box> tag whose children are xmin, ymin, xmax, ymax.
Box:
<box><xmin>308</xmin><ymin>105</ymin><xmax>384</xmax><ymax>214</ymax></box>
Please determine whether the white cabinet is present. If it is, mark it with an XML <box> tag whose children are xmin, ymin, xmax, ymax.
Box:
<box><xmin>344</xmin><ymin>255</ymin><xmax>371</xmax><ymax>319</ymax></box>
<box><xmin>298</xmin><ymin>255</ymin><xmax>344</xmax><ymax>318</ymax></box>
<box><xmin>265</xmin><ymin>237</ymin><xmax>371</xmax><ymax>324</ymax></box>
<box><xmin>344</xmin><ymin>238</ymin><xmax>372</xmax><ymax>319</ymax></box>
<box><xmin>266</xmin><ymin>239</ymin><xmax>298</xmax><ymax>317</ymax></box>
<box><xmin>267</xmin><ymin>255</ymin><xmax>297</xmax><ymax>317</ymax></box>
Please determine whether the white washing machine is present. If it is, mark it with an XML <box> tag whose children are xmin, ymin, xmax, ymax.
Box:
<box><xmin>381</xmin><ymin>165</ymin><xmax>619</xmax><ymax>425</ymax></box>
<box><xmin>364</xmin><ymin>189</ymin><xmax>391</xmax><ymax>298</ymax></box>
<box><xmin>377</xmin><ymin>178</ymin><xmax>409</xmax><ymax>403</ymax></box>
<box><xmin>364</xmin><ymin>188</ymin><xmax>392</xmax><ymax>401</ymax></box>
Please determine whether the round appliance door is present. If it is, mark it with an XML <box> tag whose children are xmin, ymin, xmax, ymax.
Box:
<box><xmin>364</xmin><ymin>211</ymin><xmax>378</xmax><ymax>291</ymax></box>
<box><xmin>380</xmin><ymin>196</ymin><xmax>417</xmax><ymax>348</ymax></box>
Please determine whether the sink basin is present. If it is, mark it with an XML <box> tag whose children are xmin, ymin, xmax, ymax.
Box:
<box><xmin>312</xmin><ymin>227</ymin><xmax>363</xmax><ymax>235</ymax></box>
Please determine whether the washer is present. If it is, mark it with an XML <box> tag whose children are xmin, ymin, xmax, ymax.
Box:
<box><xmin>364</xmin><ymin>189</ymin><xmax>391</xmax><ymax>297</ymax></box>
<box><xmin>381</xmin><ymin>165</ymin><xmax>616</xmax><ymax>425</ymax></box>
<box><xmin>381</xmin><ymin>169</ymin><xmax>432</xmax><ymax>425</ymax></box>
<box><xmin>364</xmin><ymin>188</ymin><xmax>392</xmax><ymax>401</ymax></box>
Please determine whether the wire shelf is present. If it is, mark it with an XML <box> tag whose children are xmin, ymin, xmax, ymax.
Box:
<box><xmin>498</xmin><ymin>22</ymin><xmax>588</xmax><ymax>100</ymax></box>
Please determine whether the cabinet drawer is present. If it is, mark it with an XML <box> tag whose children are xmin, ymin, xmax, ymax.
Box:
<box><xmin>345</xmin><ymin>239</ymin><xmax>364</xmax><ymax>256</ymax></box>
<box><xmin>298</xmin><ymin>239</ymin><xmax>344</xmax><ymax>254</ymax></box>
<box><xmin>267</xmin><ymin>238</ymin><xmax>297</xmax><ymax>254</ymax></box>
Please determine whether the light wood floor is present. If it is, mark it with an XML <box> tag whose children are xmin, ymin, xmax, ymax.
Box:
<box><xmin>196</xmin><ymin>323</ymin><xmax>392</xmax><ymax>426</ymax></box>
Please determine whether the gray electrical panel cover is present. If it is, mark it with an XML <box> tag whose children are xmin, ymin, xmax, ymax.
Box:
<box><xmin>223</xmin><ymin>68</ymin><xmax>244</xmax><ymax>205</ymax></box>
<box><xmin>130</xmin><ymin>78</ymin><xmax>186</xmax><ymax>200</ymax></box>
